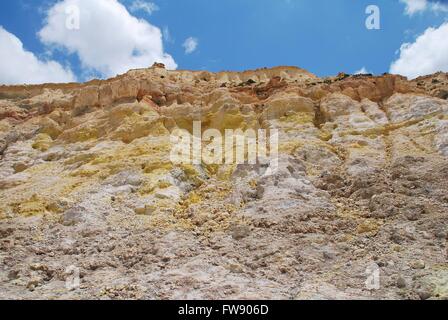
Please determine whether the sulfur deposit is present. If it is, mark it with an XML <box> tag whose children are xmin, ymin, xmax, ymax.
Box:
<box><xmin>0</xmin><ymin>64</ymin><xmax>447</xmax><ymax>299</ymax></box>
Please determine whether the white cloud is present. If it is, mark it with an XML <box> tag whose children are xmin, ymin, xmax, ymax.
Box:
<box><xmin>431</xmin><ymin>1</ymin><xmax>448</xmax><ymax>12</ymax></box>
<box><xmin>354</xmin><ymin>67</ymin><xmax>370</xmax><ymax>75</ymax></box>
<box><xmin>129</xmin><ymin>0</ymin><xmax>159</xmax><ymax>15</ymax></box>
<box><xmin>0</xmin><ymin>26</ymin><xmax>76</xmax><ymax>85</ymax></box>
<box><xmin>401</xmin><ymin>0</ymin><xmax>428</xmax><ymax>15</ymax></box>
<box><xmin>390</xmin><ymin>22</ymin><xmax>448</xmax><ymax>79</ymax></box>
<box><xmin>183</xmin><ymin>37</ymin><xmax>198</xmax><ymax>54</ymax></box>
<box><xmin>38</xmin><ymin>0</ymin><xmax>176</xmax><ymax>79</ymax></box>
<box><xmin>400</xmin><ymin>0</ymin><xmax>448</xmax><ymax>15</ymax></box>
<box><xmin>163</xmin><ymin>26</ymin><xmax>174</xmax><ymax>44</ymax></box>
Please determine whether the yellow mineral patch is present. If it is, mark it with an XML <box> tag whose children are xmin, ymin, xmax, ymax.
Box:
<box><xmin>11</xmin><ymin>194</ymin><xmax>49</xmax><ymax>217</ymax></box>
<box><xmin>39</xmin><ymin>118</ymin><xmax>63</xmax><ymax>139</ymax></box>
<box><xmin>216</xmin><ymin>164</ymin><xmax>236</xmax><ymax>181</ymax></box>
<box><xmin>357</xmin><ymin>219</ymin><xmax>381</xmax><ymax>235</ymax></box>
<box><xmin>249</xmin><ymin>179</ymin><xmax>257</xmax><ymax>188</ymax></box>
<box><xmin>186</xmin><ymin>191</ymin><xmax>202</xmax><ymax>205</ymax></box>
<box><xmin>69</xmin><ymin>166</ymin><xmax>101</xmax><ymax>178</ymax></box>
<box><xmin>142</xmin><ymin>161</ymin><xmax>173</xmax><ymax>174</ymax></box>
<box><xmin>202</xmin><ymin>163</ymin><xmax>219</xmax><ymax>176</ymax></box>
<box><xmin>138</xmin><ymin>173</ymin><xmax>173</xmax><ymax>195</ymax></box>
<box><xmin>32</xmin><ymin>133</ymin><xmax>53</xmax><ymax>151</ymax></box>
<box><xmin>58</xmin><ymin>125</ymin><xmax>99</xmax><ymax>143</ymax></box>
<box><xmin>157</xmin><ymin>181</ymin><xmax>172</xmax><ymax>189</ymax></box>
<box><xmin>209</xmin><ymin>112</ymin><xmax>252</xmax><ymax>131</ymax></box>
<box><xmin>141</xmin><ymin>180</ymin><xmax>241</xmax><ymax>236</ymax></box>
<box><xmin>179</xmin><ymin>164</ymin><xmax>204</xmax><ymax>186</ymax></box>
<box><xmin>111</xmin><ymin>115</ymin><xmax>168</xmax><ymax>143</ymax></box>
<box><xmin>64</xmin><ymin>153</ymin><xmax>97</xmax><ymax>166</ymax></box>
<box><xmin>280</xmin><ymin>112</ymin><xmax>314</xmax><ymax>125</ymax></box>
<box><xmin>279</xmin><ymin>141</ymin><xmax>305</xmax><ymax>154</ymax></box>
<box><xmin>318</xmin><ymin>131</ymin><xmax>333</xmax><ymax>141</ymax></box>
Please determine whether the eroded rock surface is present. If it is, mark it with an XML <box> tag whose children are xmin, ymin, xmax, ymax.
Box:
<box><xmin>0</xmin><ymin>65</ymin><xmax>447</xmax><ymax>300</ymax></box>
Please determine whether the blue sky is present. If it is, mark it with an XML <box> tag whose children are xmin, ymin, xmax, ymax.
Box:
<box><xmin>0</xmin><ymin>0</ymin><xmax>447</xmax><ymax>84</ymax></box>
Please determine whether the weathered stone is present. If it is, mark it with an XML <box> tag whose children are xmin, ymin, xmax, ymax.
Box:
<box><xmin>231</xmin><ymin>225</ymin><xmax>251</xmax><ymax>240</ymax></box>
<box><xmin>0</xmin><ymin>66</ymin><xmax>447</xmax><ymax>300</ymax></box>
<box><xmin>61</xmin><ymin>207</ymin><xmax>87</xmax><ymax>226</ymax></box>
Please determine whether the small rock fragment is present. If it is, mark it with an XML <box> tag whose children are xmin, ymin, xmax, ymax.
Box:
<box><xmin>61</xmin><ymin>207</ymin><xmax>86</xmax><ymax>226</ymax></box>
<box><xmin>411</xmin><ymin>260</ymin><xmax>426</xmax><ymax>270</ymax></box>
<box><xmin>27</xmin><ymin>277</ymin><xmax>42</xmax><ymax>291</ymax></box>
<box><xmin>417</xmin><ymin>290</ymin><xmax>432</xmax><ymax>300</ymax></box>
<box><xmin>396</xmin><ymin>276</ymin><xmax>407</xmax><ymax>289</ymax></box>
<box><xmin>323</xmin><ymin>250</ymin><xmax>336</xmax><ymax>260</ymax></box>
<box><xmin>7</xmin><ymin>269</ymin><xmax>20</xmax><ymax>281</ymax></box>
<box><xmin>435</xmin><ymin>229</ymin><xmax>447</xmax><ymax>239</ymax></box>
<box><xmin>231</xmin><ymin>225</ymin><xmax>251</xmax><ymax>240</ymax></box>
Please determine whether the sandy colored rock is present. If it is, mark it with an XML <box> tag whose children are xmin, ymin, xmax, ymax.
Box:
<box><xmin>0</xmin><ymin>65</ymin><xmax>447</xmax><ymax>300</ymax></box>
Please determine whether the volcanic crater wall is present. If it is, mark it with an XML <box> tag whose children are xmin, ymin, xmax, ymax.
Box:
<box><xmin>0</xmin><ymin>65</ymin><xmax>447</xmax><ymax>299</ymax></box>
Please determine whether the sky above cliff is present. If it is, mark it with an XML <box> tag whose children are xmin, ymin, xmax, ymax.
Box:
<box><xmin>0</xmin><ymin>0</ymin><xmax>448</xmax><ymax>84</ymax></box>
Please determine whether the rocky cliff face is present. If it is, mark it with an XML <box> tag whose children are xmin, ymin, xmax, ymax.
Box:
<box><xmin>0</xmin><ymin>64</ymin><xmax>447</xmax><ymax>299</ymax></box>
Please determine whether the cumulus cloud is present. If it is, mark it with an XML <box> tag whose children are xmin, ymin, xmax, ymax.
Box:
<box><xmin>390</xmin><ymin>22</ymin><xmax>448</xmax><ymax>79</ymax></box>
<box><xmin>0</xmin><ymin>26</ymin><xmax>75</xmax><ymax>85</ymax></box>
<box><xmin>400</xmin><ymin>0</ymin><xmax>448</xmax><ymax>15</ymax></box>
<box><xmin>183</xmin><ymin>37</ymin><xmax>198</xmax><ymax>54</ymax></box>
<box><xmin>129</xmin><ymin>0</ymin><xmax>159</xmax><ymax>15</ymax></box>
<box><xmin>38</xmin><ymin>0</ymin><xmax>176</xmax><ymax>79</ymax></box>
